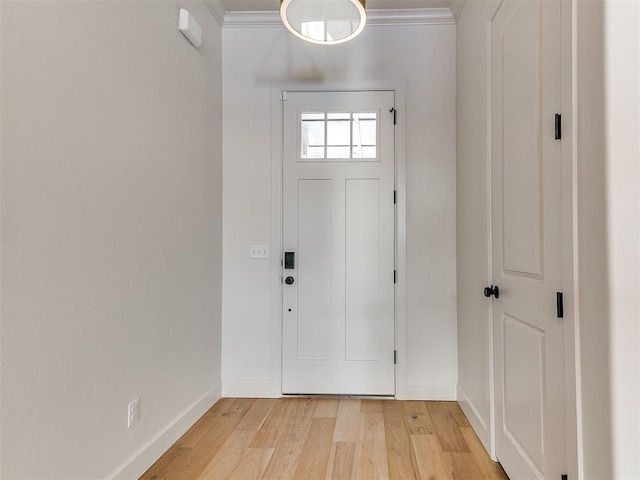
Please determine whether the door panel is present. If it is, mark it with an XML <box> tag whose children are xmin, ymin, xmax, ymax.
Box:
<box><xmin>500</xmin><ymin>1</ymin><xmax>542</xmax><ymax>276</ymax></box>
<box><xmin>282</xmin><ymin>90</ymin><xmax>395</xmax><ymax>395</ymax></box>
<box><xmin>501</xmin><ymin>0</ymin><xmax>543</xmax><ymax>278</ymax></box>
<box><xmin>503</xmin><ymin>315</ymin><xmax>545</xmax><ymax>471</ymax></box>
<box><xmin>297</xmin><ymin>179</ymin><xmax>332</xmax><ymax>360</ymax></box>
<box><xmin>345</xmin><ymin>178</ymin><xmax>380</xmax><ymax>361</ymax></box>
<box><xmin>491</xmin><ymin>0</ymin><xmax>566</xmax><ymax>478</ymax></box>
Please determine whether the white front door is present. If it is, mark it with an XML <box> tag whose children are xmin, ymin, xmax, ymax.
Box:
<box><xmin>281</xmin><ymin>90</ymin><xmax>396</xmax><ymax>395</ymax></box>
<box><xmin>490</xmin><ymin>0</ymin><xmax>567</xmax><ymax>478</ymax></box>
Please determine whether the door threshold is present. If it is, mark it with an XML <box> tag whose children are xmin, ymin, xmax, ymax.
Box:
<box><xmin>281</xmin><ymin>393</ymin><xmax>396</xmax><ymax>400</ymax></box>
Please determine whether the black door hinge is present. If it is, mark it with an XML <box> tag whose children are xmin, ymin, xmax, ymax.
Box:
<box><xmin>394</xmin><ymin>270</ymin><xmax>397</xmax><ymax>284</ymax></box>
<box><xmin>394</xmin><ymin>190</ymin><xmax>397</xmax><ymax>204</ymax></box>
<box><xmin>390</xmin><ymin>107</ymin><xmax>397</xmax><ymax>125</ymax></box>
<box><xmin>561</xmin><ymin>475</ymin><xmax>568</xmax><ymax>480</ymax></box>
<box><xmin>394</xmin><ymin>350</ymin><xmax>397</xmax><ymax>364</ymax></box>
<box><xmin>557</xmin><ymin>292</ymin><xmax>564</xmax><ymax>318</ymax></box>
<box><xmin>555</xmin><ymin>113</ymin><xmax>562</xmax><ymax>140</ymax></box>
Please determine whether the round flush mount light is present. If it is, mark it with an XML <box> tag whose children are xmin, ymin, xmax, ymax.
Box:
<box><xmin>280</xmin><ymin>0</ymin><xmax>367</xmax><ymax>45</ymax></box>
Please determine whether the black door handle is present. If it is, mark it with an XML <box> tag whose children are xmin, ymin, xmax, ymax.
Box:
<box><xmin>285</xmin><ymin>276</ymin><xmax>295</xmax><ymax>285</ymax></box>
<box><xmin>484</xmin><ymin>285</ymin><xmax>499</xmax><ymax>299</ymax></box>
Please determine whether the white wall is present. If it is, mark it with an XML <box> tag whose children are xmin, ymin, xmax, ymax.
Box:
<box><xmin>574</xmin><ymin>1</ymin><xmax>613</xmax><ymax>477</ymax></box>
<box><xmin>576</xmin><ymin>1</ymin><xmax>640</xmax><ymax>476</ymax></box>
<box><xmin>604</xmin><ymin>0</ymin><xmax>640</xmax><ymax>477</ymax></box>
<box><xmin>0</xmin><ymin>1</ymin><xmax>223</xmax><ymax>478</ymax></box>
<box><xmin>222</xmin><ymin>22</ymin><xmax>457</xmax><ymax>399</ymax></box>
<box><xmin>454</xmin><ymin>0</ymin><xmax>495</xmax><ymax>454</ymax></box>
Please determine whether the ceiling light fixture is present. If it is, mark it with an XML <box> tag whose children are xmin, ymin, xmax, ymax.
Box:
<box><xmin>280</xmin><ymin>0</ymin><xmax>367</xmax><ymax>45</ymax></box>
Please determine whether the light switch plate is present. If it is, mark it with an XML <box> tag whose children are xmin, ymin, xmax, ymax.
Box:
<box><xmin>128</xmin><ymin>398</ymin><xmax>140</xmax><ymax>428</ymax></box>
<box><xmin>250</xmin><ymin>245</ymin><xmax>270</xmax><ymax>259</ymax></box>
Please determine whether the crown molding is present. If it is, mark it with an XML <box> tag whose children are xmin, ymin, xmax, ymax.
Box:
<box><xmin>223</xmin><ymin>10</ymin><xmax>281</xmax><ymax>27</ymax></box>
<box><xmin>223</xmin><ymin>7</ymin><xmax>455</xmax><ymax>28</ymax></box>
<box><xmin>203</xmin><ymin>0</ymin><xmax>227</xmax><ymax>26</ymax></box>
<box><xmin>368</xmin><ymin>7</ymin><xmax>454</xmax><ymax>25</ymax></box>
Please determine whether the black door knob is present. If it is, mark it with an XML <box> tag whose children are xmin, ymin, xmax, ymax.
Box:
<box><xmin>285</xmin><ymin>276</ymin><xmax>295</xmax><ymax>285</ymax></box>
<box><xmin>484</xmin><ymin>285</ymin><xmax>499</xmax><ymax>299</ymax></box>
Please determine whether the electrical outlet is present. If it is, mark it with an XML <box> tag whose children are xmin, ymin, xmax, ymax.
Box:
<box><xmin>127</xmin><ymin>398</ymin><xmax>140</xmax><ymax>428</ymax></box>
<box><xmin>250</xmin><ymin>245</ymin><xmax>270</xmax><ymax>259</ymax></box>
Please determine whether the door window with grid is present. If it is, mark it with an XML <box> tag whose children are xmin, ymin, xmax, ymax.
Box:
<box><xmin>300</xmin><ymin>112</ymin><xmax>378</xmax><ymax>161</ymax></box>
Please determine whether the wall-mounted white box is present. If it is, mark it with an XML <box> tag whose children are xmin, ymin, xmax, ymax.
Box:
<box><xmin>178</xmin><ymin>8</ymin><xmax>202</xmax><ymax>48</ymax></box>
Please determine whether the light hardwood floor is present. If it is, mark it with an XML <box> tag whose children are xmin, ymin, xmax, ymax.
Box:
<box><xmin>140</xmin><ymin>398</ymin><xmax>509</xmax><ymax>480</ymax></box>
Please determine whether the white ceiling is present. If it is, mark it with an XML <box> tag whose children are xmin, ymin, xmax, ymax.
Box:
<box><xmin>220</xmin><ymin>0</ymin><xmax>453</xmax><ymax>12</ymax></box>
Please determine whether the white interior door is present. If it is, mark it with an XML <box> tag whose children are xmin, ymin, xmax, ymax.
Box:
<box><xmin>282</xmin><ymin>90</ymin><xmax>396</xmax><ymax>395</ymax></box>
<box><xmin>490</xmin><ymin>0</ymin><xmax>567</xmax><ymax>478</ymax></box>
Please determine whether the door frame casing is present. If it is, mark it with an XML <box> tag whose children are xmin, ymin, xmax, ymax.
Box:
<box><xmin>268</xmin><ymin>80</ymin><xmax>408</xmax><ymax>398</ymax></box>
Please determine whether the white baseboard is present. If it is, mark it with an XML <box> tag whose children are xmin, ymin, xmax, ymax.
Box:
<box><xmin>398</xmin><ymin>384</ymin><xmax>457</xmax><ymax>400</ymax></box>
<box><xmin>107</xmin><ymin>383</ymin><xmax>222</xmax><ymax>480</ymax></box>
<box><xmin>457</xmin><ymin>385</ymin><xmax>494</xmax><ymax>459</ymax></box>
<box><xmin>222</xmin><ymin>379</ymin><xmax>282</xmax><ymax>398</ymax></box>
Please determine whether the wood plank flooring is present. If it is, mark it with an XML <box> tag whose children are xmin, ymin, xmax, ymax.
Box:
<box><xmin>140</xmin><ymin>398</ymin><xmax>509</xmax><ymax>480</ymax></box>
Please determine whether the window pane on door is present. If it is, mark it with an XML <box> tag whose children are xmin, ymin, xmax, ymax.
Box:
<box><xmin>327</xmin><ymin>114</ymin><xmax>351</xmax><ymax>159</ymax></box>
<box><xmin>327</xmin><ymin>146</ymin><xmax>351</xmax><ymax>158</ymax></box>
<box><xmin>301</xmin><ymin>113</ymin><xmax>326</xmax><ymax>158</ymax></box>
<box><xmin>300</xmin><ymin>111</ymin><xmax>378</xmax><ymax>161</ymax></box>
<box><xmin>352</xmin><ymin>113</ymin><xmax>377</xmax><ymax>159</ymax></box>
